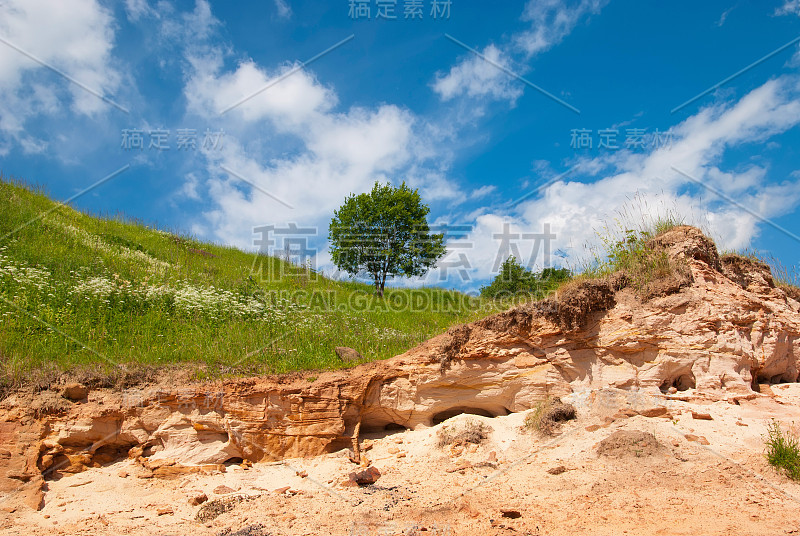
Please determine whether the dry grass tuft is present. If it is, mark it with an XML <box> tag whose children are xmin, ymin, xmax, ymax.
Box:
<box><xmin>436</xmin><ymin>418</ymin><xmax>491</xmax><ymax>448</ymax></box>
<box><xmin>524</xmin><ymin>397</ymin><xmax>576</xmax><ymax>436</ymax></box>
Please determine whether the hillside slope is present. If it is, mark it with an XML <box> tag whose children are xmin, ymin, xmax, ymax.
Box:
<box><xmin>0</xmin><ymin>178</ymin><xmax>488</xmax><ymax>384</ymax></box>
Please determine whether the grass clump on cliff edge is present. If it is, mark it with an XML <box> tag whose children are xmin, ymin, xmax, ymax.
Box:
<box><xmin>764</xmin><ymin>420</ymin><xmax>800</xmax><ymax>481</ymax></box>
<box><xmin>726</xmin><ymin>250</ymin><xmax>800</xmax><ymax>299</ymax></box>
<box><xmin>597</xmin><ymin>217</ymin><xmax>685</xmax><ymax>294</ymax></box>
<box><xmin>583</xmin><ymin>197</ymin><xmax>691</xmax><ymax>299</ymax></box>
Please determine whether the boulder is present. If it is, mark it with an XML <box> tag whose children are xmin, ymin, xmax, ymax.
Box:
<box><xmin>61</xmin><ymin>383</ymin><xmax>88</xmax><ymax>401</ymax></box>
<box><xmin>335</xmin><ymin>347</ymin><xmax>363</xmax><ymax>363</ymax></box>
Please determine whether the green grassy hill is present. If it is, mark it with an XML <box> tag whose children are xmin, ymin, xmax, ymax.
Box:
<box><xmin>0</xmin><ymin>177</ymin><xmax>494</xmax><ymax>387</ymax></box>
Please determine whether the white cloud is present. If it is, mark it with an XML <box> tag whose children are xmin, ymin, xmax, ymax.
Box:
<box><xmin>432</xmin><ymin>44</ymin><xmax>523</xmax><ymax>103</ymax></box>
<box><xmin>273</xmin><ymin>0</ymin><xmax>292</xmax><ymax>19</ymax></box>
<box><xmin>124</xmin><ymin>0</ymin><xmax>155</xmax><ymax>21</ymax></box>
<box><xmin>180</xmin><ymin>173</ymin><xmax>202</xmax><ymax>201</ymax></box>
<box><xmin>0</xmin><ymin>0</ymin><xmax>119</xmax><ymax>147</ymax></box>
<box><xmin>776</xmin><ymin>0</ymin><xmax>800</xmax><ymax>16</ymax></box>
<box><xmin>191</xmin><ymin>101</ymin><xmax>419</xmax><ymax>249</ymax></box>
<box><xmin>433</xmin><ymin>0</ymin><xmax>608</xmax><ymax>103</ymax></box>
<box><xmin>470</xmin><ymin>185</ymin><xmax>497</xmax><ymax>200</ymax></box>
<box><xmin>716</xmin><ymin>5</ymin><xmax>736</xmax><ymax>26</ymax></box>
<box><xmin>177</xmin><ymin>4</ymin><xmax>466</xmax><ymax>251</ymax></box>
<box><xmin>455</xmin><ymin>76</ymin><xmax>800</xmax><ymax>282</ymax></box>
<box><xmin>515</xmin><ymin>0</ymin><xmax>608</xmax><ymax>58</ymax></box>
<box><xmin>186</xmin><ymin>59</ymin><xmax>337</xmax><ymax>128</ymax></box>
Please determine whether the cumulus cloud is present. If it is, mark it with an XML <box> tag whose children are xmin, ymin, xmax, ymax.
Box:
<box><xmin>186</xmin><ymin>59</ymin><xmax>337</xmax><ymax>129</ymax></box>
<box><xmin>0</xmin><ymin>0</ymin><xmax>119</xmax><ymax>148</ymax></box>
<box><xmin>189</xmin><ymin>103</ymin><xmax>418</xmax><ymax>249</ymax></box>
<box><xmin>432</xmin><ymin>44</ymin><xmax>524</xmax><ymax>103</ymax></box>
<box><xmin>179</xmin><ymin>5</ymin><xmax>461</xmax><ymax>251</ymax></box>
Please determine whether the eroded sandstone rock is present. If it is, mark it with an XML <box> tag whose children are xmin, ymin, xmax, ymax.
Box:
<box><xmin>0</xmin><ymin>227</ymin><xmax>798</xmax><ymax>511</ymax></box>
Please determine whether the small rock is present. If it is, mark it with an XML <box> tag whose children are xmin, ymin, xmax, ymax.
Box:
<box><xmin>189</xmin><ymin>493</ymin><xmax>208</xmax><ymax>506</ymax></box>
<box><xmin>387</xmin><ymin>447</ymin><xmax>400</xmax><ymax>455</ymax></box>
<box><xmin>117</xmin><ymin>470</ymin><xmax>129</xmax><ymax>478</ymax></box>
<box><xmin>213</xmin><ymin>485</ymin><xmax>237</xmax><ymax>495</ymax></box>
<box><xmin>334</xmin><ymin>346</ymin><xmax>363</xmax><ymax>363</ymax></box>
<box><xmin>396</xmin><ymin>452</ymin><xmax>406</xmax><ymax>459</ymax></box>
<box><xmin>274</xmin><ymin>486</ymin><xmax>290</xmax><ymax>494</ymax></box>
<box><xmin>736</xmin><ymin>421</ymin><xmax>748</xmax><ymax>427</ymax></box>
<box><xmin>547</xmin><ymin>465</ymin><xmax>567</xmax><ymax>475</ymax></box>
<box><xmin>61</xmin><ymin>383</ymin><xmax>88</xmax><ymax>401</ymax></box>
<box><xmin>156</xmin><ymin>507</ymin><xmax>173</xmax><ymax>516</ymax></box>
<box><xmin>500</xmin><ymin>509</ymin><xmax>522</xmax><ymax>519</ymax></box>
<box><xmin>295</xmin><ymin>470</ymin><xmax>308</xmax><ymax>478</ymax></box>
<box><xmin>667</xmin><ymin>386</ymin><xmax>678</xmax><ymax>395</ymax></box>
<box><xmin>146</xmin><ymin>458</ymin><xmax>175</xmax><ymax>470</ymax></box>
<box><xmin>638</xmin><ymin>407</ymin><xmax>669</xmax><ymax>418</ymax></box>
<box><xmin>691</xmin><ymin>411</ymin><xmax>713</xmax><ymax>421</ymax></box>
<box><xmin>348</xmin><ymin>466</ymin><xmax>381</xmax><ymax>486</ymax></box>
<box><xmin>585</xmin><ymin>425</ymin><xmax>601</xmax><ymax>432</ymax></box>
<box><xmin>487</xmin><ymin>451</ymin><xmax>497</xmax><ymax>463</ymax></box>
<box><xmin>684</xmin><ymin>434</ymin><xmax>710</xmax><ymax>445</ymax></box>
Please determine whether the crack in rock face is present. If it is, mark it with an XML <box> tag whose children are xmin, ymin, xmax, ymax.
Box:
<box><xmin>0</xmin><ymin>227</ymin><xmax>798</xmax><ymax>511</ymax></box>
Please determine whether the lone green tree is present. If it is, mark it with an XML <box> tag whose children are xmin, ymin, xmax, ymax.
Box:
<box><xmin>329</xmin><ymin>181</ymin><xmax>446</xmax><ymax>297</ymax></box>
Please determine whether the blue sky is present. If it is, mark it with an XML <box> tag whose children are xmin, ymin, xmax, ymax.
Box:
<box><xmin>2</xmin><ymin>0</ymin><xmax>800</xmax><ymax>292</ymax></box>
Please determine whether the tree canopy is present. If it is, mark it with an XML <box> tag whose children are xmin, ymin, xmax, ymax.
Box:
<box><xmin>329</xmin><ymin>181</ymin><xmax>446</xmax><ymax>297</ymax></box>
<box><xmin>480</xmin><ymin>256</ymin><xmax>570</xmax><ymax>299</ymax></box>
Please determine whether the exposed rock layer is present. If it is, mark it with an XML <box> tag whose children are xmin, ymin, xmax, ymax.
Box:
<box><xmin>0</xmin><ymin>226</ymin><xmax>798</xmax><ymax>511</ymax></box>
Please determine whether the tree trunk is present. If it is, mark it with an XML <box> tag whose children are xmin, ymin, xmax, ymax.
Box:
<box><xmin>379</xmin><ymin>272</ymin><xmax>387</xmax><ymax>298</ymax></box>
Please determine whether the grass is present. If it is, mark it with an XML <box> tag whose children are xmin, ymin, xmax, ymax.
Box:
<box><xmin>764</xmin><ymin>420</ymin><xmax>800</xmax><ymax>481</ymax></box>
<box><xmin>583</xmin><ymin>204</ymin><xmax>687</xmax><ymax>296</ymax></box>
<box><xmin>722</xmin><ymin>248</ymin><xmax>800</xmax><ymax>294</ymax></box>
<box><xmin>0</xmin><ymin>177</ymin><xmax>500</xmax><ymax>387</ymax></box>
<box><xmin>435</xmin><ymin>419</ymin><xmax>491</xmax><ymax>448</ymax></box>
<box><xmin>523</xmin><ymin>397</ymin><xmax>576</xmax><ymax>435</ymax></box>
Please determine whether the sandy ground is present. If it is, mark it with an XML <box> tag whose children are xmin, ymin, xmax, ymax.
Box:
<box><xmin>3</xmin><ymin>385</ymin><xmax>800</xmax><ymax>536</ymax></box>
